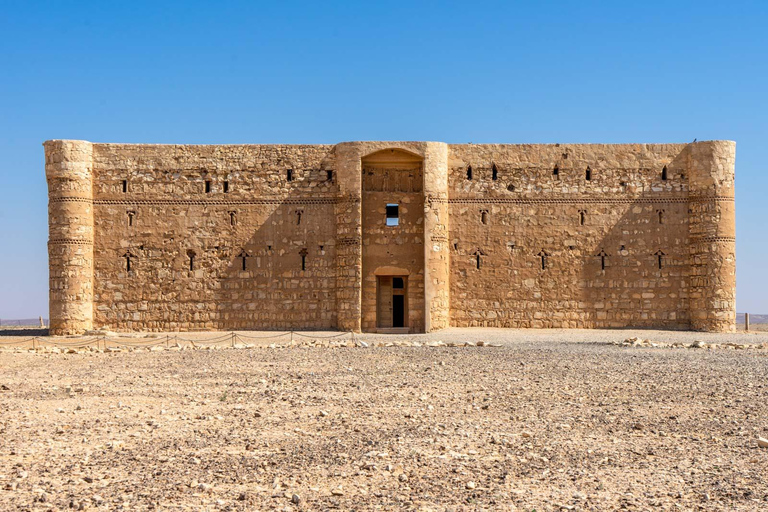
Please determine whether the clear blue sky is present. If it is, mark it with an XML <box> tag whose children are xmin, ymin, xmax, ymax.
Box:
<box><xmin>1</xmin><ymin>0</ymin><xmax>766</xmax><ymax>319</ymax></box>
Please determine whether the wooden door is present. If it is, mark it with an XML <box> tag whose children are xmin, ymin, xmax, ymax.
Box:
<box><xmin>377</xmin><ymin>277</ymin><xmax>393</xmax><ymax>328</ymax></box>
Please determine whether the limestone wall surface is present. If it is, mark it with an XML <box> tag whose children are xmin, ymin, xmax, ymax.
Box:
<box><xmin>447</xmin><ymin>143</ymin><xmax>698</xmax><ymax>329</ymax></box>
<box><xmin>45</xmin><ymin>140</ymin><xmax>736</xmax><ymax>334</ymax></box>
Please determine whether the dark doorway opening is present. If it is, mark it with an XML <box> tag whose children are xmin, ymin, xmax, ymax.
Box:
<box><xmin>376</xmin><ymin>275</ymin><xmax>408</xmax><ymax>331</ymax></box>
<box><xmin>392</xmin><ymin>295</ymin><xmax>405</xmax><ymax>327</ymax></box>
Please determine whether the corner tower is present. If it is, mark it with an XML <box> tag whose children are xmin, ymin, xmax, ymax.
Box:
<box><xmin>687</xmin><ymin>140</ymin><xmax>736</xmax><ymax>331</ymax></box>
<box><xmin>45</xmin><ymin>140</ymin><xmax>94</xmax><ymax>335</ymax></box>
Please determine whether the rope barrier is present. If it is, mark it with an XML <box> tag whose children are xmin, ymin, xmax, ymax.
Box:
<box><xmin>105</xmin><ymin>339</ymin><xmax>169</xmax><ymax>348</ymax></box>
<box><xmin>103</xmin><ymin>337</ymin><xmax>172</xmax><ymax>345</ymax></box>
<box><xmin>0</xmin><ymin>337</ymin><xmax>39</xmax><ymax>346</ymax></box>
<box><xmin>235</xmin><ymin>331</ymin><xmax>291</xmax><ymax>340</ymax></box>
<box><xmin>188</xmin><ymin>338</ymin><xmax>232</xmax><ymax>345</ymax></box>
<box><xmin>173</xmin><ymin>333</ymin><xmax>234</xmax><ymax>343</ymax></box>
<box><xmin>0</xmin><ymin>330</ymin><xmax>363</xmax><ymax>352</ymax></box>
<box><xmin>37</xmin><ymin>338</ymin><xmax>104</xmax><ymax>347</ymax></box>
<box><xmin>291</xmin><ymin>331</ymin><xmax>351</xmax><ymax>339</ymax></box>
<box><xmin>36</xmin><ymin>338</ymin><xmax>101</xmax><ymax>348</ymax></box>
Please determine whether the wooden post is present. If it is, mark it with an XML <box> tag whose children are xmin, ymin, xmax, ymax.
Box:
<box><xmin>745</xmin><ymin>313</ymin><xmax>750</xmax><ymax>332</ymax></box>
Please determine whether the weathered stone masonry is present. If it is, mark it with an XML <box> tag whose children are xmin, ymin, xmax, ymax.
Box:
<box><xmin>45</xmin><ymin>140</ymin><xmax>736</xmax><ymax>335</ymax></box>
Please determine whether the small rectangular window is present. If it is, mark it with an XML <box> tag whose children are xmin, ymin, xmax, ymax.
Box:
<box><xmin>386</xmin><ymin>204</ymin><xmax>399</xmax><ymax>226</ymax></box>
<box><xmin>223</xmin><ymin>181</ymin><xmax>229</xmax><ymax>193</ymax></box>
<box><xmin>326</xmin><ymin>170</ymin><xmax>334</xmax><ymax>181</ymax></box>
<box><xmin>122</xmin><ymin>180</ymin><xmax>127</xmax><ymax>193</ymax></box>
<box><xmin>205</xmin><ymin>180</ymin><xmax>211</xmax><ymax>193</ymax></box>
<box><xmin>287</xmin><ymin>169</ymin><xmax>293</xmax><ymax>181</ymax></box>
<box><xmin>392</xmin><ymin>277</ymin><xmax>404</xmax><ymax>289</ymax></box>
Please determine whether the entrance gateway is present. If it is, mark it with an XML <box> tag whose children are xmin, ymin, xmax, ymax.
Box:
<box><xmin>376</xmin><ymin>276</ymin><xmax>408</xmax><ymax>332</ymax></box>
<box><xmin>361</xmin><ymin>148</ymin><xmax>426</xmax><ymax>333</ymax></box>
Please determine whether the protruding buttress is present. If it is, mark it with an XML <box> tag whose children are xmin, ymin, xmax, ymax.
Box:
<box><xmin>45</xmin><ymin>140</ymin><xmax>95</xmax><ymax>335</ymax></box>
<box><xmin>687</xmin><ymin>140</ymin><xmax>736</xmax><ymax>332</ymax></box>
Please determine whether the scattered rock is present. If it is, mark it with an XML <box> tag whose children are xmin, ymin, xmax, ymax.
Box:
<box><xmin>2</xmin><ymin>328</ymin><xmax>767</xmax><ymax>510</ymax></box>
<box><xmin>84</xmin><ymin>330</ymin><xmax>117</xmax><ymax>337</ymax></box>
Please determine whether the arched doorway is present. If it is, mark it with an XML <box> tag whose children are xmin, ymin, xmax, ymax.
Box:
<box><xmin>361</xmin><ymin>149</ymin><xmax>425</xmax><ymax>332</ymax></box>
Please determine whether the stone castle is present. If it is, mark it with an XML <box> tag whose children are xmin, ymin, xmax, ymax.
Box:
<box><xmin>45</xmin><ymin>140</ymin><xmax>736</xmax><ymax>335</ymax></box>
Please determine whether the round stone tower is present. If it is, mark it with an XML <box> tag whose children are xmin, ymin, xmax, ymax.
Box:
<box><xmin>687</xmin><ymin>140</ymin><xmax>736</xmax><ymax>332</ymax></box>
<box><xmin>44</xmin><ymin>140</ymin><xmax>94</xmax><ymax>335</ymax></box>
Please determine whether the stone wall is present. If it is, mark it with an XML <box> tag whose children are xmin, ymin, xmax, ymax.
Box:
<box><xmin>446</xmin><ymin>143</ymin><xmax>698</xmax><ymax>329</ymax></box>
<box><xmin>45</xmin><ymin>140</ymin><xmax>736</xmax><ymax>334</ymax></box>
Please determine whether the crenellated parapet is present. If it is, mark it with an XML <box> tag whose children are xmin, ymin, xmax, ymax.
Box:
<box><xmin>45</xmin><ymin>140</ymin><xmax>94</xmax><ymax>335</ymax></box>
<box><xmin>687</xmin><ymin>141</ymin><xmax>736</xmax><ymax>332</ymax></box>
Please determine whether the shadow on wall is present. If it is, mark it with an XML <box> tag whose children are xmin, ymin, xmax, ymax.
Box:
<box><xmin>213</xmin><ymin>198</ymin><xmax>338</xmax><ymax>330</ymax></box>
<box><xmin>446</xmin><ymin>144</ymin><xmax>724</xmax><ymax>330</ymax></box>
<box><xmin>577</xmin><ymin>149</ymin><xmax>690</xmax><ymax>329</ymax></box>
<box><xmin>91</xmin><ymin>150</ymin><xmax>342</xmax><ymax>332</ymax></box>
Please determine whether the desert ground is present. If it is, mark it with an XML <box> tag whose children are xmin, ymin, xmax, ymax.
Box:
<box><xmin>1</xmin><ymin>328</ymin><xmax>768</xmax><ymax>511</ymax></box>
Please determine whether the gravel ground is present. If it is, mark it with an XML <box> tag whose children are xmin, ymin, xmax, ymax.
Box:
<box><xmin>3</xmin><ymin>326</ymin><xmax>768</xmax><ymax>348</ymax></box>
<box><xmin>1</xmin><ymin>328</ymin><xmax>767</xmax><ymax>511</ymax></box>
<box><xmin>360</xmin><ymin>327</ymin><xmax>768</xmax><ymax>347</ymax></box>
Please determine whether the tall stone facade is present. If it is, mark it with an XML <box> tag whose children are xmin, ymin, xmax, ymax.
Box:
<box><xmin>45</xmin><ymin>140</ymin><xmax>736</xmax><ymax>335</ymax></box>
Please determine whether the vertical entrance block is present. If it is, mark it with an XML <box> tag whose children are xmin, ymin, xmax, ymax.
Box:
<box><xmin>360</xmin><ymin>146</ymin><xmax>425</xmax><ymax>332</ymax></box>
<box><xmin>334</xmin><ymin>143</ymin><xmax>364</xmax><ymax>332</ymax></box>
<box><xmin>423</xmin><ymin>142</ymin><xmax>450</xmax><ymax>332</ymax></box>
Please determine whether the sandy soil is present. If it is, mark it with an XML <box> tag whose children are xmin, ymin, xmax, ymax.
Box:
<box><xmin>1</xmin><ymin>329</ymin><xmax>767</xmax><ymax>511</ymax></box>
